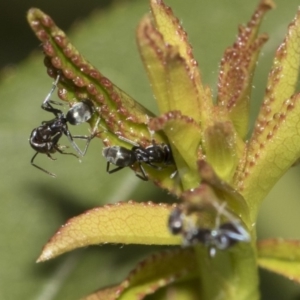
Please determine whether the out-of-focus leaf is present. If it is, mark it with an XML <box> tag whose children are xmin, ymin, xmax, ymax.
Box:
<box><xmin>145</xmin><ymin>278</ymin><xmax>201</xmax><ymax>300</ymax></box>
<box><xmin>258</xmin><ymin>239</ymin><xmax>300</xmax><ymax>283</ymax></box>
<box><xmin>37</xmin><ymin>202</ymin><xmax>181</xmax><ymax>262</ymax></box>
<box><xmin>194</xmin><ymin>242</ymin><xmax>259</xmax><ymax>300</ymax></box>
<box><xmin>217</xmin><ymin>0</ymin><xmax>272</xmax><ymax>139</ymax></box>
<box><xmin>189</xmin><ymin>161</ymin><xmax>250</xmax><ymax>225</ymax></box>
<box><xmin>82</xmin><ymin>248</ymin><xmax>199</xmax><ymax>300</ymax></box>
<box><xmin>83</xmin><ymin>285</ymin><xmax>120</xmax><ymax>300</ymax></box>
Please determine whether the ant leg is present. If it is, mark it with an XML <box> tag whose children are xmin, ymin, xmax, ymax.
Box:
<box><xmin>47</xmin><ymin>99</ymin><xmax>66</xmax><ymax>107</ymax></box>
<box><xmin>214</xmin><ymin>201</ymin><xmax>227</xmax><ymax>229</ymax></box>
<box><xmin>91</xmin><ymin>116</ymin><xmax>101</xmax><ymax>134</ymax></box>
<box><xmin>71</xmin><ymin>135</ymin><xmax>89</xmax><ymax>156</ymax></box>
<box><xmin>146</xmin><ymin>161</ymin><xmax>162</xmax><ymax>170</ymax></box>
<box><xmin>42</xmin><ymin>100</ymin><xmax>63</xmax><ymax>116</ymax></box>
<box><xmin>71</xmin><ymin>131</ymin><xmax>98</xmax><ymax>156</ymax></box>
<box><xmin>67</xmin><ymin>118</ymin><xmax>100</xmax><ymax>156</ymax></box>
<box><xmin>55</xmin><ymin>146</ymin><xmax>79</xmax><ymax>159</ymax></box>
<box><xmin>61</xmin><ymin>125</ymin><xmax>88</xmax><ymax>157</ymax></box>
<box><xmin>72</xmin><ymin>116</ymin><xmax>101</xmax><ymax>156</ymax></box>
<box><xmin>41</xmin><ymin>75</ymin><xmax>63</xmax><ymax>116</ymax></box>
<box><xmin>222</xmin><ymin>221</ymin><xmax>250</xmax><ymax>243</ymax></box>
<box><xmin>42</xmin><ymin>74</ymin><xmax>60</xmax><ymax>105</ymax></box>
<box><xmin>135</xmin><ymin>163</ymin><xmax>148</xmax><ymax>181</ymax></box>
<box><xmin>106</xmin><ymin>161</ymin><xmax>124</xmax><ymax>174</ymax></box>
<box><xmin>212</xmin><ymin>201</ymin><xmax>250</xmax><ymax>243</ymax></box>
<box><xmin>220</xmin><ymin>224</ymin><xmax>250</xmax><ymax>243</ymax></box>
<box><xmin>31</xmin><ymin>152</ymin><xmax>56</xmax><ymax>178</ymax></box>
<box><xmin>207</xmin><ymin>203</ymin><xmax>225</xmax><ymax>258</ymax></box>
<box><xmin>118</xmin><ymin>135</ymin><xmax>139</xmax><ymax>147</ymax></box>
<box><xmin>65</xmin><ymin>136</ymin><xmax>84</xmax><ymax>156</ymax></box>
<box><xmin>46</xmin><ymin>153</ymin><xmax>57</xmax><ymax>161</ymax></box>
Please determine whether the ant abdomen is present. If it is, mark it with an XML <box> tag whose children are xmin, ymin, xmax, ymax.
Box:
<box><xmin>66</xmin><ymin>99</ymin><xmax>95</xmax><ymax>126</ymax></box>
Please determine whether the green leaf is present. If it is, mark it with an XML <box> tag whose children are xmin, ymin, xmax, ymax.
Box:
<box><xmin>27</xmin><ymin>8</ymin><xmax>154</xmax><ymax>127</ymax></box>
<box><xmin>27</xmin><ymin>7</ymin><xmax>180</xmax><ymax>193</ymax></box>
<box><xmin>37</xmin><ymin>202</ymin><xmax>181</xmax><ymax>262</ymax></box>
<box><xmin>217</xmin><ymin>0</ymin><xmax>272</xmax><ymax>139</ymax></box>
<box><xmin>1</xmin><ymin>2</ymin><xmax>176</xmax><ymax>299</ymax></box>
<box><xmin>82</xmin><ymin>248</ymin><xmax>198</xmax><ymax>300</ymax></box>
<box><xmin>238</xmin><ymin>92</ymin><xmax>300</xmax><ymax>219</ymax></box>
<box><xmin>149</xmin><ymin>0</ymin><xmax>204</xmax><ymax>96</ymax></box>
<box><xmin>3</xmin><ymin>0</ymin><xmax>300</xmax><ymax>299</ymax></box>
<box><xmin>195</xmin><ymin>243</ymin><xmax>259</xmax><ymax>300</ymax></box>
<box><xmin>202</xmin><ymin>119</ymin><xmax>244</xmax><ymax>183</ymax></box>
<box><xmin>258</xmin><ymin>239</ymin><xmax>300</xmax><ymax>283</ymax></box>
<box><xmin>149</xmin><ymin>111</ymin><xmax>202</xmax><ymax>190</ymax></box>
<box><xmin>236</xmin><ymin>7</ymin><xmax>300</xmax><ymax>220</ymax></box>
<box><xmin>193</xmin><ymin>160</ymin><xmax>250</xmax><ymax>225</ymax></box>
<box><xmin>145</xmin><ymin>278</ymin><xmax>201</xmax><ymax>300</ymax></box>
<box><xmin>136</xmin><ymin>15</ymin><xmax>203</xmax><ymax>122</ymax></box>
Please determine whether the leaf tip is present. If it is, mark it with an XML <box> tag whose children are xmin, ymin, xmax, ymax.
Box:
<box><xmin>36</xmin><ymin>246</ymin><xmax>54</xmax><ymax>263</ymax></box>
<box><xmin>260</xmin><ymin>0</ymin><xmax>276</xmax><ymax>10</ymax></box>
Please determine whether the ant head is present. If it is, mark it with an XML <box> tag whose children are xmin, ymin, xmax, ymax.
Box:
<box><xmin>168</xmin><ymin>207</ymin><xmax>184</xmax><ymax>234</ymax></box>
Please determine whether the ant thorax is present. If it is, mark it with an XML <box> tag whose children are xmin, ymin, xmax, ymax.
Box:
<box><xmin>102</xmin><ymin>138</ymin><xmax>175</xmax><ymax>181</ymax></box>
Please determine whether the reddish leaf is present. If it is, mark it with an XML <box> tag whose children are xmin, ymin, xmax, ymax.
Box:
<box><xmin>217</xmin><ymin>0</ymin><xmax>273</xmax><ymax>138</ymax></box>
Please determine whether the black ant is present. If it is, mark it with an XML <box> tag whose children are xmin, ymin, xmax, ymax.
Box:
<box><xmin>29</xmin><ymin>74</ymin><xmax>99</xmax><ymax>177</ymax></box>
<box><xmin>102</xmin><ymin>137</ymin><xmax>174</xmax><ymax>181</ymax></box>
<box><xmin>168</xmin><ymin>202</ymin><xmax>250</xmax><ymax>257</ymax></box>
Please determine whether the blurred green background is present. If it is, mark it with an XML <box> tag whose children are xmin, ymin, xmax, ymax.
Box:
<box><xmin>1</xmin><ymin>0</ymin><xmax>300</xmax><ymax>299</ymax></box>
